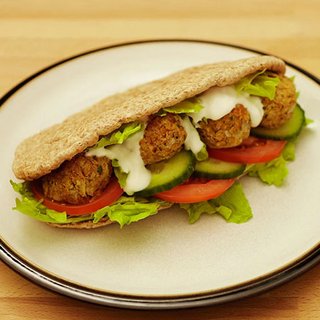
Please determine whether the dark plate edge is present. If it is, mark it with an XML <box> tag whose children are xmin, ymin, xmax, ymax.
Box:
<box><xmin>1</xmin><ymin>238</ymin><xmax>319</xmax><ymax>310</ymax></box>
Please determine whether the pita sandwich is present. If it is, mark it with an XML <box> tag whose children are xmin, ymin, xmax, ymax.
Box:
<box><xmin>12</xmin><ymin>55</ymin><xmax>303</xmax><ymax>229</ymax></box>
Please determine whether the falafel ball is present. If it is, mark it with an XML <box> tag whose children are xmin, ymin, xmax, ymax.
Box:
<box><xmin>140</xmin><ymin>113</ymin><xmax>187</xmax><ymax>165</ymax></box>
<box><xmin>41</xmin><ymin>155</ymin><xmax>112</xmax><ymax>205</ymax></box>
<box><xmin>260</xmin><ymin>75</ymin><xmax>296</xmax><ymax>128</ymax></box>
<box><xmin>198</xmin><ymin>104</ymin><xmax>251</xmax><ymax>148</ymax></box>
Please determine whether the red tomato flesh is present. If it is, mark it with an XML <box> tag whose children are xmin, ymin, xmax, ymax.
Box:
<box><xmin>208</xmin><ymin>136</ymin><xmax>287</xmax><ymax>164</ymax></box>
<box><xmin>31</xmin><ymin>178</ymin><xmax>123</xmax><ymax>216</ymax></box>
<box><xmin>154</xmin><ymin>179</ymin><xmax>235</xmax><ymax>203</ymax></box>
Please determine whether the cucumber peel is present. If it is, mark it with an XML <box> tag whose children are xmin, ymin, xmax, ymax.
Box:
<box><xmin>194</xmin><ymin>158</ymin><xmax>246</xmax><ymax>179</ymax></box>
<box><xmin>135</xmin><ymin>150</ymin><xmax>195</xmax><ymax>197</ymax></box>
<box><xmin>251</xmin><ymin>104</ymin><xmax>305</xmax><ymax>140</ymax></box>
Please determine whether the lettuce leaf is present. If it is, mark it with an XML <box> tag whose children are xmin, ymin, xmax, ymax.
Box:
<box><xmin>282</xmin><ymin>141</ymin><xmax>296</xmax><ymax>161</ymax></box>
<box><xmin>11</xmin><ymin>181</ymin><xmax>161</xmax><ymax>227</ymax></box>
<box><xmin>94</xmin><ymin>199</ymin><xmax>159</xmax><ymax>228</ymax></box>
<box><xmin>90</xmin><ymin>196</ymin><xmax>161</xmax><ymax>228</ymax></box>
<box><xmin>163</xmin><ymin>98</ymin><xmax>203</xmax><ymax>114</ymax></box>
<box><xmin>210</xmin><ymin>182</ymin><xmax>253</xmax><ymax>223</ymax></box>
<box><xmin>304</xmin><ymin>117</ymin><xmax>314</xmax><ymax>126</ymax></box>
<box><xmin>246</xmin><ymin>141</ymin><xmax>296</xmax><ymax>186</ymax></box>
<box><xmin>11</xmin><ymin>180</ymin><xmax>74</xmax><ymax>224</ymax></box>
<box><xmin>196</xmin><ymin>145</ymin><xmax>209</xmax><ymax>161</ymax></box>
<box><xmin>235</xmin><ymin>70</ymin><xmax>280</xmax><ymax>100</ymax></box>
<box><xmin>111</xmin><ymin>159</ymin><xmax>129</xmax><ymax>190</ymax></box>
<box><xmin>88</xmin><ymin>122</ymin><xmax>142</xmax><ymax>151</ymax></box>
<box><xmin>247</xmin><ymin>157</ymin><xmax>288</xmax><ymax>187</ymax></box>
<box><xmin>181</xmin><ymin>116</ymin><xmax>208</xmax><ymax>161</ymax></box>
<box><xmin>180</xmin><ymin>201</ymin><xmax>219</xmax><ymax>224</ymax></box>
<box><xmin>180</xmin><ymin>182</ymin><xmax>253</xmax><ymax>224</ymax></box>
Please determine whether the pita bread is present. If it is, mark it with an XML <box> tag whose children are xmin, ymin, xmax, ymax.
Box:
<box><xmin>49</xmin><ymin>218</ymin><xmax>113</xmax><ymax>229</ymax></box>
<box><xmin>13</xmin><ymin>55</ymin><xmax>285</xmax><ymax>181</ymax></box>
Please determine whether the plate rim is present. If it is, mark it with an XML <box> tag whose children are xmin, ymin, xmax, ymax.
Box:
<box><xmin>1</xmin><ymin>237</ymin><xmax>319</xmax><ymax>309</ymax></box>
<box><xmin>1</xmin><ymin>39</ymin><xmax>319</xmax><ymax>309</ymax></box>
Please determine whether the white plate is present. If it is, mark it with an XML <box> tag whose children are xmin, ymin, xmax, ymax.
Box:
<box><xmin>0</xmin><ymin>40</ymin><xmax>319</xmax><ymax>309</ymax></box>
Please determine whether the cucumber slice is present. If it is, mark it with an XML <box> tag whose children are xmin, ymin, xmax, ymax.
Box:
<box><xmin>194</xmin><ymin>158</ymin><xmax>246</xmax><ymax>179</ymax></box>
<box><xmin>251</xmin><ymin>104</ymin><xmax>305</xmax><ymax>140</ymax></box>
<box><xmin>135</xmin><ymin>150</ymin><xmax>195</xmax><ymax>197</ymax></box>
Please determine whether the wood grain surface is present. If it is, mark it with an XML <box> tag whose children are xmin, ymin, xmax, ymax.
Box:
<box><xmin>0</xmin><ymin>0</ymin><xmax>319</xmax><ymax>319</ymax></box>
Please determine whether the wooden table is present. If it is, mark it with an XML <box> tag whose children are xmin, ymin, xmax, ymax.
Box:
<box><xmin>1</xmin><ymin>1</ymin><xmax>319</xmax><ymax>319</ymax></box>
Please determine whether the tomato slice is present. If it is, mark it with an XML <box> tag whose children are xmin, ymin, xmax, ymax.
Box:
<box><xmin>31</xmin><ymin>178</ymin><xmax>123</xmax><ymax>216</ymax></box>
<box><xmin>154</xmin><ymin>179</ymin><xmax>234</xmax><ymax>203</ymax></box>
<box><xmin>208</xmin><ymin>136</ymin><xmax>287</xmax><ymax>164</ymax></box>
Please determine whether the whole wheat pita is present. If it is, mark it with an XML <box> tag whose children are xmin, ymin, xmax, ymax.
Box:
<box><xmin>12</xmin><ymin>55</ymin><xmax>285</xmax><ymax>181</ymax></box>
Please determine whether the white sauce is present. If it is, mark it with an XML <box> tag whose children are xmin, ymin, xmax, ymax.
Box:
<box><xmin>86</xmin><ymin>130</ymin><xmax>151</xmax><ymax>195</ymax></box>
<box><xmin>86</xmin><ymin>85</ymin><xmax>265</xmax><ymax>195</ymax></box>
<box><xmin>181</xmin><ymin>116</ymin><xmax>205</xmax><ymax>155</ymax></box>
<box><xmin>189</xmin><ymin>86</ymin><xmax>264</xmax><ymax>127</ymax></box>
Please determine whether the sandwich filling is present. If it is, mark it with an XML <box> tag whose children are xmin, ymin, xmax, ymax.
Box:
<box><xmin>12</xmin><ymin>69</ymin><xmax>307</xmax><ymax>228</ymax></box>
<box><xmin>84</xmin><ymin>71</ymin><xmax>295</xmax><ymax>195</ymax></box>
